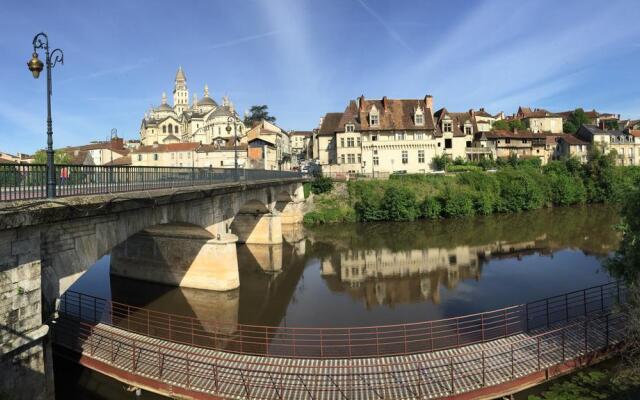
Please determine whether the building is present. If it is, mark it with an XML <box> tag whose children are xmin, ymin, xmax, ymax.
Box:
<box><xmin>473</xmin><ymin>130</ymin><xmax>559</xmax><ymax>164</ymax></box>
<box><xmin>195</xmin><ymin>142</ymin><xmax>247</xmax><ymax>168</ymax></box>
<box><xmin>0</xmin><ymin>152</ymin><xmax>33</xmax><ymax>164</ymax></box>
<box><xmin>314</xmin><ymin>113</ymin><xmax>341</xmax><ymax>165</ymax></box>
<box><xmin>244</xmin><ymin>120</ymin><xmax>291</xmax><ymax>170</ymax></box>
<box><xmin>576</xmin><ymin>124</ymin><xmax>640</xmax><ymax>166</ymax></box>
<box><xmin>289</xmin><ymin>130</ymin><xmax>313</xmax><ymax>163</ymax></box>
<box><xmin>60</xmin><ymin>137</ymin><xmax>129</xmax><ymax>166</ymax></box>
<box><xmin>131</xmin><ymin>143</ymin><xmax>199</xmax><ymax>167</ymax></box>
<box><xmin>139</xmin><ymin>67</ymin><xmax>246</xmax><ymax>147</ymax></box>
<box><xmin>515</xmin><ymin>107</ymin><xmax>563</xmax><ymax>134</ymax></box>
<box><xmin>556</xmin><ymin>135</ymin><xmax>590</xmax><ymax>163</ymax></box>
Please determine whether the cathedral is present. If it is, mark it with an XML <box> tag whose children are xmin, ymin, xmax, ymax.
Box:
<box><xmin>139</xmin><ymin>67</ymin><xmax>246</xmax><ymax>146</ymax></box>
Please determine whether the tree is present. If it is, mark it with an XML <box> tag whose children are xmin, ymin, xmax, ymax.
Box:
<box><xmin>564</xmin><ymin>108</ymin><xmax>590</xmax><ymax>133</ymax></box>
<box><xmin>244</xmin><ymin>105</ymin><xmax>276</xmax><ymax>127</ymax></box>
<box><xmin>508</xmin><ymin>119</ymin><xmax>525</xmax><ymax>132</ymax></box>
<box><xmin>492</xmin><ymin>120</ymin><xmax>509</xmax><ymax>131</ymax></box>
<box><xmin>432</xmin><ymin>154</ymin><xmax>449</xmax><ymax>171</ymax></box>
<box><xmin>33</xmin><ymin>150</ymin><xmax>71</xmax><ymax>165</ymax></box>
<box><xmin>604</xmin><ymin>119</ymin><xmax>619</xmax><ymax>131</ymax></box>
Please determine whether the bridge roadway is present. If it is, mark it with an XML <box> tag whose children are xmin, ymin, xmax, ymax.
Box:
<box><xmin>51</xmin><ymin>283</ymin><xmax>626</xmax><ymax>400</ymax></box>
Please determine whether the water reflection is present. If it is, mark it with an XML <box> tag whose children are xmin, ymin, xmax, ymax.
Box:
<box><xmin>69</xmin><ymin>204</ymin><xmax>620</xmax><ymax>329</ymax></box>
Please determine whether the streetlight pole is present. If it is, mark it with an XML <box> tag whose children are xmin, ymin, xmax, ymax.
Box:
<box><xmin>28</xmin><ymin>32</ymin><xmax>64</xmax><ymax>198</ymax></box>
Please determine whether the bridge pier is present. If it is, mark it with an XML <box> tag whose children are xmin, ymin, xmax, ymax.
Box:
<box><xmin>278</xmin><ymin>200</ymin><xmax>306</xmax><ymax>225</ymax></box>
<box><xmin>232</xmin><ymin>213</ymin><xmax>283</xmax><ymax>245</ymax></box>
<box><xmin>110</xmin><ymin>226</ymin><xmax>240</xmax><ymax>291</ymax></box>
<box><xmin>239</xmin><ymin>244</ymin><xmax>283</xmax><ymax>273</ymax></box>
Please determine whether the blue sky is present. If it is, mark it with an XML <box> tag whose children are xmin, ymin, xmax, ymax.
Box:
<box><xmin>2</xmin><ymin>0</ymin><xmax>640</xmax><ymax>154</ymax></box>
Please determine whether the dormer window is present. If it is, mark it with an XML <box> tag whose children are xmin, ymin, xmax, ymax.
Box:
<box><xmin>464</xmin><ymin>124</ymin><xmax>472</xmax><ymax>135</ymax></box>
<box><xmin>443</xmin><ymin>121</ymin><xmax>453</xmax><ymax>132</ymax></box>
<box><xmin>369</xmin><ymin>105</ymin><xmax>379</xmax><ymax>126</ymax></box>
<box><xmin>414</xmin><ymin>106</ymin><xmax>424</xmax><ymax>126</ymax></box>
<box><xmin>346</xmin><ymin>124</ymin><xmax>355</xmax><ymax>132</ymax></box>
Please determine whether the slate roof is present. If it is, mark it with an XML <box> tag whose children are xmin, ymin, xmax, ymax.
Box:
<box><xmin>354</xmin><ymin>96</ymin><xmax>436</xmax><ymax>131</ymax></box>
<box><xmin>317</xmin><ymin>112</ymin><xmax>343</xmax><ymax>136</ymax></box>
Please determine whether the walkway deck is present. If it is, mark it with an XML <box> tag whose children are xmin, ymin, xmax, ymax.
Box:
<box><xmin>52</xmin><ymin>311</ymin><xmax>625</xmax><ymax>400</ymax></box>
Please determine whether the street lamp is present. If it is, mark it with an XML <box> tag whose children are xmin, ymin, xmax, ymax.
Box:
<box><xmin>28</xmin><ymin>32</ymin><xmax>64</xmax><ymax>198</ymax></box>
<box><xmin>226</xmin><ymin>116</ymin><xmax>238</xmax><ymax>178</ymax></box>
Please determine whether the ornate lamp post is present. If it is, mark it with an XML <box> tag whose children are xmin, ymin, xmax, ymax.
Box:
<box><xmin>226</xmin><ymin>116</ymin><xmax>238</xmax><ymax>177</ymax></box>
<box><xmin>27</xmin><ymin>33</ymin><xmax>64</xmax><ymax>198</ymax></box>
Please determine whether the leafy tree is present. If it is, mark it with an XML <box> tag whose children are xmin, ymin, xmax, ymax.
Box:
<box><xmin>33</xmin><ymin>150</ymin><xmax>71</xmax><ymax>165</ymax></box>
<box><xmin>441</xmin><ymin>187</ymin><xmax>475</xmax><ymax>217</ymax></box>
<box><xmin>309</xmin><ymin>176</ymin><xmax>333</xmax><ymax>194</ymax></box>
<box><xmin>508</xmin><ymin>119</ymin><xmax>525</xmax><ymax>131</ymax></box>
<box><xmin>604</xmin><ymin>119</ymin><xmax>619</xmax><ymax>130</ymax></box>
<box><xmin>492</xmin><ymin>120</ymin><xmax>509</xmax><ymax>130</ymax></box>
<box><xmin>244</xmin><ymin>105</ymin><xmax>276</xmax><ymax>127</ymax></box>
<box><xmin>563</xmin><ymin>108</ymin><xmax>590</xmax><ymax>133</ymax></box>
<box><xmin>420</xmin><ymin>197</ymin><xmax>442</xmax><ymax>219</ymax></box>
<box><xmin>432</xmin><ymin>155</ymin><xmax>449</xmax><ymax>171</ymax></box>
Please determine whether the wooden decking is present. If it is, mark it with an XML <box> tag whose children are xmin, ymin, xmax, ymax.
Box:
<box><xmin>52</xmin><ymin>313</ymin><xmax>625</xmax><ymax>400</ymax></box>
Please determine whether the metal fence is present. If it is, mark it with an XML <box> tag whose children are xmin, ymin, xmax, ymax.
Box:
<box><xmin>0</xmin><ymin>163</ymin><xmax>305</xmax><ymax>201</ymax></box>
<box><xmin>59</xmin><ymin>281</ymin><xmax>624</xmax><ymax>359</ymax></box>
<box><xmin>52</xmin><ymin>311</ymin><xmax>626</xmax><ymax>399</ymax></box>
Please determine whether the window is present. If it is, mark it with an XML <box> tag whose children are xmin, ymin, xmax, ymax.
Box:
<box><xmin>466</xmin><ymin>141</ymin><xmax>472</xmax><ymax>148</ymax></box>
<box><xmin>505</xmin><ymin>138</ymin><xmax>511</xmax><ymax>144</ymax></box>
<box><xmin>464</xmin><ymin>126</ymin><xmax>472</xmax><ymax>135</ymax></box>
<box><xmin>168</xmin><ymin>124</ymin><xmax>173</xmax><ymax>134</ymax></box>
<box><xmin>372</xmin><ymin>135</ymin><xmax>378</xmax><ymax>141</ymax></box>
<box><xmin>357</xmin><ymin>154</ymin><xmax>361</xmax><ymax>163</ymax></box>
<box><xmin>171</xmin><ymin>152</ymin><xmax>175</xmax><ymax>159</ymax></box>
<box><xmin>347</xmin><ymin>154</ymin><xmax>355</xmax><ymax>163</ymax></box>
<box><xmin>416</xmin><ymin>133</ymin><xmax>424</xmax><ymax>140</ymax></box>
<box><xmin>220</xmin><ymin>161</ymin><xmax>224</xmax><ymax>166</ymax></box>
<box><xmin>443</xmin><ymin>122</ymin><xmax>453</xmax><ymax>132</ymax></box>
<box><xmin>418</xmin><ymin>150</ymin><xmax>425</xmax><ymax>163</ymax></box>
<box><xmin>402</xmin><ymin>150</ymin><xmax>408</xmax><ymax>164</ymax></box>
<box><xmin>415</xmin><ymin>114</ymin><xmax>424</xmax><ymax>125</ymax></box>
<box><xmin>357</xmin><ymin>137</ymin><xmax>361</xmax><ymax>147</ymax></box>
<box><xmin>522</xmin><ymin>139</ymin><xmax>528</xmax><ymax>144</ymax></box>
<box><xmin>137</xmin><ymin>154</ymin><xmax>142</xmax><ymax>161</ymax></box>
<box><xmin>341</xmin><ymin>154</ymin><xmax>345</xmax><ymax>164</ymax></box>
<box><xmin>153</xmin><ymin>153</ymin><xmax>158</xmax><ymax>161</ymax></box>
<box><xmin>444</xmin><ymin>139</ymin><xmax>452</xmax><ymax>149</ymax></box>
<box><xmin>347</xmin><ymin>138</ymin><xmax>355</xmax><ymax>147</ymax></box>
<box><xmin>373</xmin><ymin>156</ymin><xmax>379</xmax><ymax>166</ymax></box>
<box><xmin>162</xmin><ymin>126</ymin><xmax>167</xmax><ymax>133</ymax></box>
<box><xmin>340</xmin><ymin>138</ymin><xmax>345</xmax><ymax>148</ymax></box>
<box><xmin>396</xmin><ymin>132</ymin><xmax>405</xmax><ymax>141</ymax></box>
<box><xmin>346</xmin><ymin>124</ymin><xmax>355</xmax><ymax>132</ymax></box>
<box><xmin>370</xmin><ymin>113</ymin><xmax>379</xmax><ymax>126</ymax></box>
<box><xmin>373</xmin><ymin>149</ymin><xmax>378</xmax><ymax>155</ymax></box>
<box><xmin>175</xmin><ymin>126</ymin><xmax>179</xmax><ymax>134</ymax></box>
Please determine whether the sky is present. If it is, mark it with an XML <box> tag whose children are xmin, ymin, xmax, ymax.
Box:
<box><xmin>2</xmin><ymin>0</ymin><xmax>640</xmax><ymax>154</ymax></box>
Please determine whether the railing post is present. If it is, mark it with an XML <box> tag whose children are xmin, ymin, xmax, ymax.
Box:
<box><xmin>265</xmin><ymin>327</ymin><xmax>270</xmax><ymax>356</ymax></box>
<box><xmin>565</xmin><ymin>294</ymin><xmax>569</xmax><ymax>322</ymax></box>
<box><xmin>320</xmin><ymin>328</ymin><xmax>323</xmax><ymax>358</ymax></box>
<box><xmin>158</xmin><ymin>348</ymin><xmax>163</xmax><ymax>378</ymax></box>
<box><xmin>481</xmin><ymin>313</ymin><xmax>485</xmax><ymax>342</ymax></box>
<box><xmin>403</xmin><ymin>325</ymin><xmax>407</xmax><ymax>354</ymax></box>
<box><xmin>561</xmin><ymin>328</ymin><xmax>565</xmax><ymax>362</ymax></box>
<box><xmin>110</xmin><ymin>332</ymin><xmax>115</xmax><ymax>363</ymax></box>
<box><xmin>132</xmin><ymin>339</ymin><xmax>137</xmax><ymax>372</ymax></box>
<box><xmin>510</xmin><ymin>344</ymin><xmax>514</xmax><ymax>379</ymax></box>
<box><xmin>93</xmin><ymin>296</ymin><xmax>97</xmax><ymax>323</ymax></box>
<box><xmin>504</xmin><ymin>309</ymin><xmax>508</xmax><ymax>337</ymax></box>
<box><xmin>450</xmin><ymin>356</ymin><xmax>454</xmax><ymax>395</ymax></box>
<box><xmin>605</xmin><ymin>314</ymin><xmax>610</xmax><ymax>347</ymax></box>
<box><xmin>481</xmin><ymin>350</ymin><xmax>486</xmax><ymax>387</ymax></box>
<box><xmin>584</xmin><ymin>319</ymin><xmax>588</xmax><ymax>354</ymax></box>
<box><xmin>546</xmin><ymin>298</ymin><xmax>550</xmax><ymax>328</ymax></box>
<box><xmin>600</xmin><ymin>286</ymin><xmax>604</xmax><ymax>312</ymax></box>
<box><xmin>583</xmin><ymin>290</ymin><xmax>587</xmax><ymax>316</ymax></box>
<box><xmin>348</xmin><ymin>328</ymin><xmax>352</xmax><ymax>358</ymax></box>
<box><xmin>537</xmin><ymin>336</ymin><xmax>541</xmax><ymax>370</ymax></box>
<box><xmin>376</xmin><ymin>327</ymin><xmax>380</xmax><ymax>356</ymax></box>
<box><xmin>186</xmin><ymin>359</ymin><xmax>190</xmax><ymax>388</ymax></box>
<box><xmin>456</xmin><ymin>320</ymin><xmax>460</xmax><ymax>346</ymax></box>
<box><xmin>525</xmin><ymin>304</ymin><xmax>529</xmax><ymax>332</ymax></box>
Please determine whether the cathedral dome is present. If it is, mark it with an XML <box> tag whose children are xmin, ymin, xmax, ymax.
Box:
<box><xmin>156</xmin><ymin>103</ymin><xmax>174</xmax><ymax>112</ymax></box>
<box><xmin>199</xmin><ymin>96</ymin><xmax>218</xmax><ymax>107</ymax></box>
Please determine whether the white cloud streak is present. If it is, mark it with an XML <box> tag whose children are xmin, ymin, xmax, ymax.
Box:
<box><xmin>207</xmin><ymin>30</ymin><xmax>282</xmax><ymax>50</ymax></box>
<box><xmin>355</xmin><ymin>0</ymin><xmax>413</xmax><ymax>53</ymax></box>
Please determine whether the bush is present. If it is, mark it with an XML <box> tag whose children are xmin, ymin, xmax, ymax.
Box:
<box><xmin>420</xmin><ymin>197</ymin><xmax>442</xmax><ymax>219</ymax></box>
<box><xmin>354</xmin><ymin>195</ymin><xmax>386</xmax><ymax>222</ymax></box>
<box><xmin>496</xmin><ymin>168</ymin><xmax>546</xmax><ymax>212</ymax></box>
<box><xmin>442</xmin><ymin>188</ymin><xmax>475</xmax><ymax>217</ymax></box>
<box><xmin>446</xmin><ymin>165</ymin><xmax>482</xmax><ymax>173</ymax></box>
<box><xmin>380</xmin><ymin>186</ymin><xmax>420</xmax><ymax>221</ymax></box>
<box><xmin>547</xmin><ymin>172</ymin><xmax>586</xmax><ymax>206</ymax></box>
<box><xmin>432</xmin><ymin>155</ymin><xmax>449</xmax><ymax>171</ymax></box>
<box><xmin>310</xmin><ymin>176</ymin><xmax>333</xmax><ymax>194</ymax></box>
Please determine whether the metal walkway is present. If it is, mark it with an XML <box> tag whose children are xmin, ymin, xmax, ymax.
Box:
<box><xmin>53</xmin><ymin>313</ymin><xmax>624</xmax><ymax>399</ymax></box>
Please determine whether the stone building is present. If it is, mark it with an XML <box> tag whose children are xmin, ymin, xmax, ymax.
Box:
<box><xmin>195</xmin><ymin>142</ymin><xmax>247</xmax><ymax>168</ymax></box>
<box><xmin>556</xmin><ymin>135</ymin><xmax>590</xmax><ymax>163</ymax></box>
<box><xmin>139</xmin><ymin>67</ymin><xmax>246</xmax><ymax>147</ymax></box>
<box><xmin>131</xmin><ymin>143</ymin><xmax>199</xmax><ymax>167</ymax></box>
<box><xmin>576</xmin><ymin>124</ymin><xmax>640</xmax><ymax>166</ymax></box>
<box><xmin>289</xmin><ymin>130</ymin><xmax>312</xmax><ymax>163</ymax></box>
<box><xmin>515</xmin><ymin>107</ymin><xmax>563</xmax><ymax>134</ymax></box>
<box><xmin>244</xmin><ymin>120</ymin><xmax>291</xmax><ymax>170</ymax></box>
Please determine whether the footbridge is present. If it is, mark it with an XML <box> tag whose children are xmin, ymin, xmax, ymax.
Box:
<box><xmin>52</xmin><ymin>281</ymin><xmax>626</xmax><ymax>400</ymax></box>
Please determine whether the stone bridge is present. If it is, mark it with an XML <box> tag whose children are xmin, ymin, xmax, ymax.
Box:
<box><xmin>0</xmin><ymin>177</ymin><xmax>306</xmax><ymax>399</ymax></box>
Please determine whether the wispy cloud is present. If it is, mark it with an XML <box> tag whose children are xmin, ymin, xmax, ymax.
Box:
<box><xmin>207</xmin><ymin>30</ymin><xmax>282</xmax><ymax>50</ymax></box>
<box><xmin>59</xmin><ymin>58</ymin><xmax>154</xmax><ymax>83</ymax></box>
<box><xmin>355</xmin><ymin>0</ymin><xmax>413</xmax><ymax>53</ymax></box>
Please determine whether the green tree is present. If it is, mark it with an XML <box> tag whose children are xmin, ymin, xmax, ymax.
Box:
<box><xmin>492</xmin><ymin>120</ymin><xmax>509</xmax><ymax>130</ymax></box>
<box><xmin>432</xmin><ymin>154</ymin><xmax>449</xmax><ymax>171</ymax></box>
<box><xmin>604</xmin><ymin>119</ymin><xmax>619</xmax><ymax>130</ymax></box>
<box><xmin>33</xmin><ymin>150</ymin><xmax>71</xmax><ymax>165</ymax></box>
<box><xmin>380</xmin><ymin>186</ymin><xmax>419</xmax><ymax>221</ymax></box>
<box><xmin>508</xmin><ymin>119</ymin><xmax>525</xmax><ymax>131</ymax></box>
<box><xmin>564</xmin><ymin>108</ymin><xmax>590</xmax><ymax>133</ymax></box>
<box><xmin>244</xmin><ymin>105</ymin><xmax>276</xmax><ymax>127</ymax></box>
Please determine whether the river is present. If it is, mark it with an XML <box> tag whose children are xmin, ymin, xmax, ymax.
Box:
<box><xmin>55</xmin><ymin>204</ymin><xmax>621</xmax><ymax>399</ymax></box>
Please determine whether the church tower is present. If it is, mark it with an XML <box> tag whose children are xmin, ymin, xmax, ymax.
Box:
<box><xmin>173</xmin><ymin>66</ymin><xmax>189</xmax><ymax>114</ymax></box>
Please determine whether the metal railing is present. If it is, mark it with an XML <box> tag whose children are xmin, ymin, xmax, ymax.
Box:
<box><xmin>52</xmin><ymin>311</ymin><xmax>626</xmax><ymax>399</ymax></box>
<box><xmin>59</xmin><ymin>281</ymin><xmax>624</xmax><ymax>359</ymax></box>
<box><xmin>0</xmin><ymin>163</ymin><xmax>305</xmax><ymax>201</ymax></box>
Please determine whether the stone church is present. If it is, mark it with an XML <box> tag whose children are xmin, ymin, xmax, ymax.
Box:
<box><xmin>139</xmin><ymin>67</ymin><xmax>246</xmax><ymax>146</ymax></box>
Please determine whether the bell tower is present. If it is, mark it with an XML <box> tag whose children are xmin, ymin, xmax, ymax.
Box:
<box><xmin>173</xmin><ymin>66</ymin><xmax>189</xmax><ymax>114</ymax></box>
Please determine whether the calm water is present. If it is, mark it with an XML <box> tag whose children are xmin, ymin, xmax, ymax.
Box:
<box><xmin>57</xmin><ymin>204</ymin><xmax>621</xmax><ymax>398</ymax></box>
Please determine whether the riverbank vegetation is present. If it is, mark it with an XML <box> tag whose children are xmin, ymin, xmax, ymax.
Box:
<box><xmin>304</xmin><ymin>152</ymin><xmax>640</xmax><ymax>224</ymax></box>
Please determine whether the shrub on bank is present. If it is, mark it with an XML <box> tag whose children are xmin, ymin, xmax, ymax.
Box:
<box><xmin>380</xmin><ymin>186</ymin><xmax>420</xmax><ymax>221</ymax></box>
<box><xmin>420</xmin><ymin>197</ymin><xmax>442</xmax><ymax>219</ymax></box>
<box><xmin>441</xmin><ymin>187</ymin><xmax>475</xmax><ymax>217</ymax></box>
<box><xmin>309</xmin><ymin>176</ymin><xmax>333</xmax><ymax>195</ymax></box>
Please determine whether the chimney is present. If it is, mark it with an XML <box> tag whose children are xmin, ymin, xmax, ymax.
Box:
<box><xmin>382</xmin><ymin>96</ymin><xmax>389</xmax><ymax>111</ymax></box>
<box><xmin>480</xmin><ymin>107</ymin><xmax>485</xmax><ymax>112</ymax></box>
<box><xmin>469</xmin><ymin>108</ymin><xmax>474</xmax><ymax>117</ymax></box>
<box><xmin>358</xmin><ymin>95</ymin><xmax>366</xmax><ymax>112</ymax></box>
<box><xmin>424</xmin><ymin>95</ymin><xmax>433</xmax><ymax>112</ymax></box>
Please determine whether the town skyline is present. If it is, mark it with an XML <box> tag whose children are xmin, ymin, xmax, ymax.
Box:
<box><xmin>2</xmin><ymin>0</ymin><xmax>640</xmax><ymax>155</ymax></box>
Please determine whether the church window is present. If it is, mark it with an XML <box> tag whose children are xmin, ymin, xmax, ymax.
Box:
<box><xmin>175</xmin><ymin>126</ymin><xmax>179</xmax><ymax>134</ymax></box>
<box><xmin>163</xmin><ymin>126</ymin><xmax>166</xmax><ymax>133</ymax></box>
<box><xmin>168</xmin><ymin>124</ymin><xmax>173</xmax><ymax>134</ymax></box>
